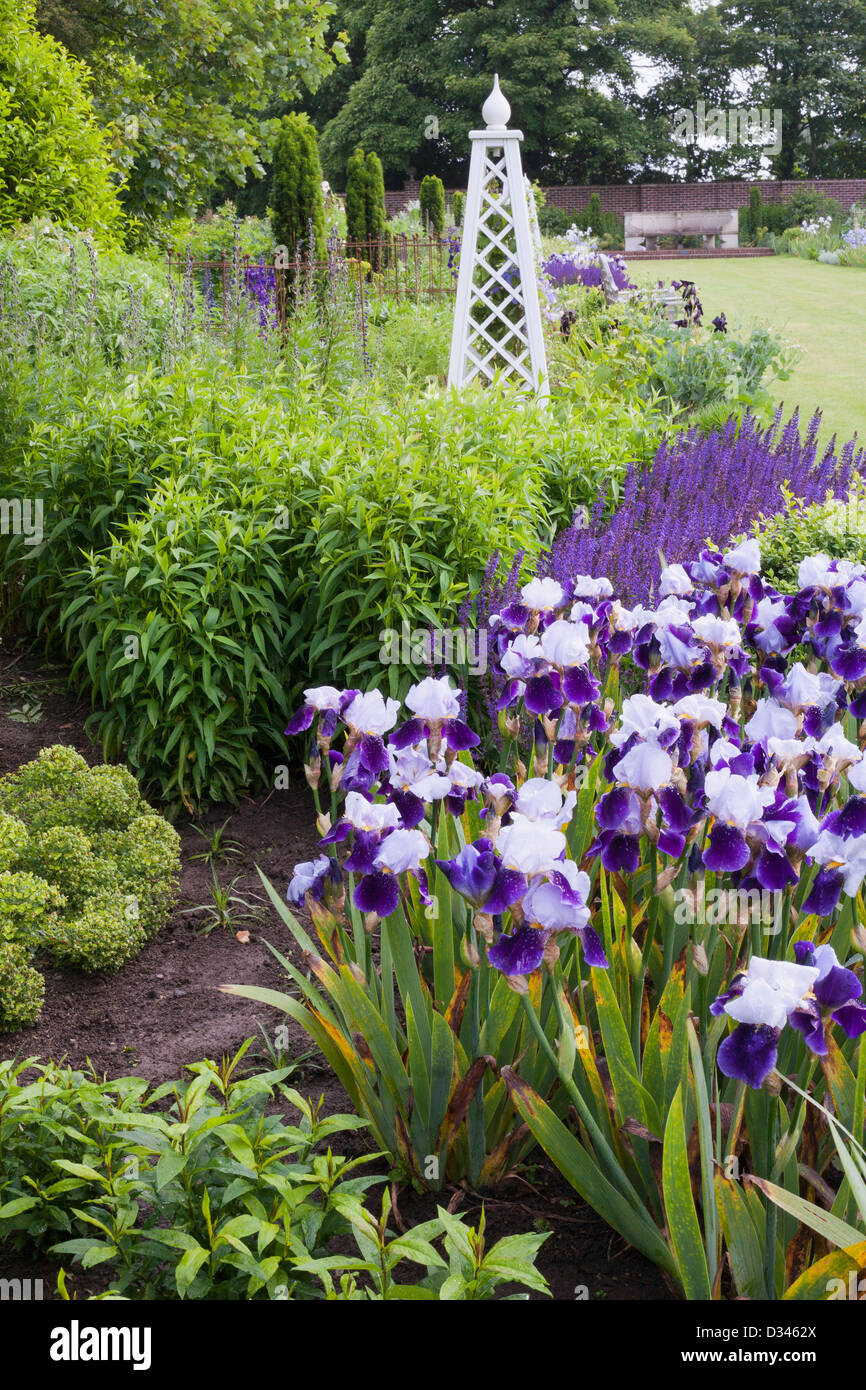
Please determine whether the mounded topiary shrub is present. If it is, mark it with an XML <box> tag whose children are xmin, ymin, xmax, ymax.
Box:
<box><xmin>0</xmin><ymin>745</ymin><xmax>181</xmax><ymax>1028</ymax></box>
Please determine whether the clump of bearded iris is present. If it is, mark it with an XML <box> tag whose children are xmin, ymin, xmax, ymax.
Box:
<box><xmin>282</xmin><ymin>671</ymin><xmax>607</xmax><ymax>984</ymax></box>
<box><xmin>283</xmin><ymin>535</ymin><xmax>866</xmax><ymax>1059</ymax></box>
<box><xmin>480</xmin><ymin>535</ymin><xmax>866</xmax><ymax>1056</ymax></box>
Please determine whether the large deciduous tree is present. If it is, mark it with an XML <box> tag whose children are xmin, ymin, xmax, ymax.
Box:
<box><xmin>35</xmin><ymin>0</ymin><xmax>346</xmax><ymax>227</ymax></box>
<box><xmin>313</xmin><ymin>0</ymin><xmax>656</xmax><ymax>187</ymax></box>
<box><xmin>714</xmin><ymin>0</ymin><xmax>866</xmax><ymax>178</ymax></box>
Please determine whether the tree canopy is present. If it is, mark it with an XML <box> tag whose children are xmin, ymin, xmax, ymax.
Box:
<box><xmin>35</xmin><ymin>0</ymin><xmax>347</xmax><ymax>226</ymax></box>
<box><xmin>302</xmin><ymin>0</ymin><xmax>866</xmax><ymax>187</ymax></box>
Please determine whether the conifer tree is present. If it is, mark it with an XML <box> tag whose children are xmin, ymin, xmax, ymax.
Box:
<box><xmin>364</xmin><ymin>150</ymin><xmax>387</xmax><ymax>266</ymax></box>
<box><xmin>419</xmin><ymin>174</ymin><xmax>445</xmax><ymax>236</ymax></box>
<box><xmin>345</xmin><ymin>145</ymin><xmax>368</xmax><ymax>244</ymax></box>
<box><xmin>271</xmin><ymin>112</ymin><xmax>326</xmax><ymax>259</ymax></box>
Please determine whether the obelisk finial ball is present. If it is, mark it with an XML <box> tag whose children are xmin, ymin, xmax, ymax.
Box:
<box><xmin>482</xmin><ymin>74</ymin><xmax>511</xmax><ymax>131</ymax></box>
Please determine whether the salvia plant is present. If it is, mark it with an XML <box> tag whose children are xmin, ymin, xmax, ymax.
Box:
<box><xmin>231</xmin><ymin>535</ymin><xmax>866</xmax><ymax>1300</ymax></box>
<box><xmin>476</xmin><ymin>407</ymin><xmax>866</xmax><ymax>623</ymax></box>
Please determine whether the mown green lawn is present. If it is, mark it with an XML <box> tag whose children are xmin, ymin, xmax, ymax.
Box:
<box><xmin>628</xmin><ymin>257</ymin><xmax>866</xmax><ymax>451</ymax></box>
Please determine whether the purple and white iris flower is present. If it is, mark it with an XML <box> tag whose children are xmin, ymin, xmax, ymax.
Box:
<box><xmin>435</xmin><ymin>838</ymin><xmax>527</xmax><ymax>913</ymax></box>
<box><xmin>385</xmin><ymin>744</ymin><xmax>451</xmax><ymax>826</ymax></box>
<box><xmin>339</xmin><ymin>689</ymin><xmax>402</xmax><ymax>784</ymax></box>
<box><xmin>392</xmin><ymin>676</ymin><xmax>479</xmax><ymax>756</ymax></box>
<box><xmin>713</xmin><ymin>950</ymin><xmax>866</xmax><ymax>1087</ymax></box>
<box><xmin>353</xmin><ymin>827</ymin><xmax>431</xmax><ymax>918</ymax></box>
<box><xmin>518</xmin><ymin>860</ymin><xmax>608</xmax><ymax>969</ymax></box>
<box><xmin>497</xmin><ymin>577</ymin><xmax>566</xmax><ymax>633</ymax></box>
<box><xmin>803</xmin><ymin>798</ymin><xmax>866</xmax><ymax>913</ymax></box>
<box><xmin>497</xmin><ymin>815</ymin><xmax>567</xmax><ymax>878</ymax></box>
<box><xmin>789</xmin><ymin>942</ymin><xmax>866</xmax><ymax>1052</ymax></box>
<box><xmin>287</xmin><ymin>855</ymin><xmax>340</xmax><ymax>906</ymax></box>
<box><xmin>285</xmin><ymin>685</ymin><xmax>354</xmax><ymax>737</ymax></box>
<box><xmin>513</xmin><ymin>776</ymin><xmax>577</xmax><ymax>829</ymax></box>
<box><xmin>486</xmin><ymin>854</ymin><xmax>607</xmax><ymax>978</ymax></box>
<box><xmin>712</xmin><ymin>956</ymin><xmax>821</xmax><ymax>1087</ymax></box>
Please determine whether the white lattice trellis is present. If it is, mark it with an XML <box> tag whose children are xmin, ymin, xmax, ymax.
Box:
<box><xmin>447</xmin><ymin>77</ymin><xmax>549</xmax><ymax>401</ymax></box>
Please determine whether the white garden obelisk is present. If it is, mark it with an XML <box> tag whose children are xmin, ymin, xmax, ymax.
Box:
<box><xmin>447</xmin><ymin>76</ymin><xmax>549</xmax><ymax>401</ymax></box>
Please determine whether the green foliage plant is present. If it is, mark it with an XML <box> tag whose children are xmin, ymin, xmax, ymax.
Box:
<box><xmin>364</xmin><ymin>151</ymin><xmax>387</xmax><ymax>268</ymax></box>
<box><xmin>345</xmin><ymin>145</ymin><xmax>368</xmax><ymax>243</ymax></box>
<box><xmin>0</xmin><ymin>1044</ymin><xmax>549</xmax><ymax>1300</ymax></box>
<box><xmin>0</xmin><ymin>0</ymin><xmax>122</xmax><ymax>245</ymax></box>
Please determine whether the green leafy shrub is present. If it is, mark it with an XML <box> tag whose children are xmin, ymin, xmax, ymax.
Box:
<box><xmin>371</xmin><ymin>299</ymin><xmax>452</xmax><ymax>390</ymax></box>
<box><xmin>554</xmin><ymin>291</ymin><xmax>794</xmax><ymax>423</ymax></box>
<box><xmin>35</xmin><ymin>362</ymin><xmax>627</xmax><ymax>808</ymax></box>
<box><xmin>537</xmin><ymin>201</ymin><xmax>574</xmax><ymax>236</ymax></box>
<box><xmin>566</xmin><ymin>195</ymin><xmax>623</xmax><ymax>248</ymax></box>
<box><xmin>419</xmin><ymin>174</ymin><xmax>445</xmax><ymax>236</ymax></box>
<box><xmin>452</xmin><ymin>190</ymin><xmax>465</xmax><ymax>227</ymax></box>
<box><xmin>0</xmin><ymin>938</ymin><xmax>45</xmax><ymax>1027</ymax></box>
<box><xmin>0</xmin><ymin>746</ymin><xmax>180</xmax><ymax>1025</ymax></box>
<box><xmin>0</xmin><ymin>221</ymin><xmax>172</xmax><ymax>361</ymax></box>
<box><xmin>749</xmin><ymin>485</ymin><xmax>866</xmax><ymax>592</ymax></box>
<box><xmin>0</xmin><ymin>810</ymin><xmax>28</xmax><ymax>868</ymax></box>
<box><xmin>0</xmin><ymin>871</ymin><xmax>63</xmax><ymax>1025</ymax></box>
<box><xmin>0</xmin><ymin>0</ymin><xmax>122</xmax><ymax>245</ymax></box>
<box><xmin>169</xmin><ymin>203</ymin><xmax>273</xmax><ymax>262</ymax></box>
<box><xmin>745</xmin><ymin>188</ymin><xmax>845</xmax><ymax>248</ymax></box>
<box><xmin>0</xmin><ymin>1047</ymin><xmax>550</xmax><ymax>1301</ymax></box>
<box><xmin>0</xmin><ymin>368</ymin><xmax>200</xmax><ymax>637</ymax></box>
<box><xmin>58</xmin><ymin>478</ymin><xmax>297</xmax><ymax>814</ymax></box>
<box><xmin>649</xmin><ymin>321</ymin><xmax>793</xmax><ymax>416</ymax></box>
<box><xmin>283</xmin><ymin>386</ymin><xmax>550</xmax><ymax>695</ymax></box>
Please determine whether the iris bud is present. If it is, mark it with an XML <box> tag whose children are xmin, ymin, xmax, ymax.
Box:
<box><xmin>627</xmin><ymin>936</ymin><xmax>643</xmax><ymax>979</ymax></box>
<box><xmin>461</xmin><ymin>935</ymin><xmax>481</xmax><ymax>969</ymax></box>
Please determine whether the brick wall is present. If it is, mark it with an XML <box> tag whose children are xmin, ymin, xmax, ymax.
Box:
<box><xmin>385</xmin><ymin>178</ymin><xmax>866</xmax><ymax>217</ymax></box>
<box><xmin>385</xmin><ymin>180</ymin><xmax>420</xmax><ymax>215</ymax></box>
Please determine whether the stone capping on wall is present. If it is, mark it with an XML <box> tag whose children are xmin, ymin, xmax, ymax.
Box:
<box><xmin>384</xmin><ymin>178</ymin><xmax>866</xmax><ymax>217</ymax></box>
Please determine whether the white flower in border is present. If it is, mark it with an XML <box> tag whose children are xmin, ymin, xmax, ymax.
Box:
<box><xmin>405</xmin><ymin>675</ymin><xmax>461</xmax><ymax>721</ymax></box>
<box><xmin>343</xmin><ymin>690</ymin><xmax>401</xmax><ymax>736</ymax></box>
<box><xmin>520</xmin><ymin>577</ymin><xmax>565</xmax><ymax>612</ymax></box>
